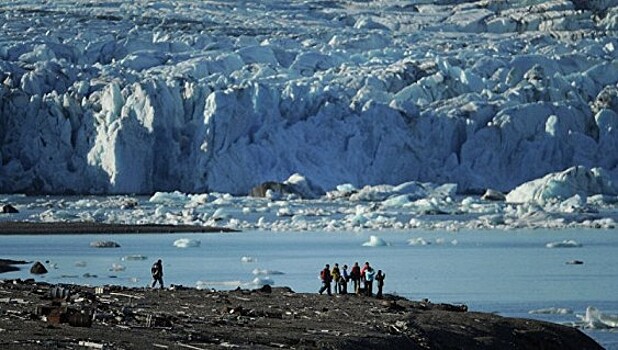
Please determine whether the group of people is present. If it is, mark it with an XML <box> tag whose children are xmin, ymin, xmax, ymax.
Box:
<box><xmin>319</xmin><ymin>261</ymin><xmax>386</xmax><ymax>298</ymax></box>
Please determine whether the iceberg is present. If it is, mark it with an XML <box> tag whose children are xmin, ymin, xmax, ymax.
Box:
<box><xmin>362</xmin><ymin>235</ymin><xmax>389</xmax><ymax>247</ymax></box>
<box><xmin>578</xmin><ymin>307</ymin><xmax>618</xmax><ymax>329</ymax></box>
<box><xmin>173</xmin><ymin>238</ymin><xmax>201</xmax><ymax>248</ymax></box>
<box><xmin>506</xmin><ymin>166</ymin><xmax>617</xmax><ymax>205</ymax></box>
<box><xmin>545</xmin><ymin>240</ymin><xmax>583</xmax><ymax>248</ymax></box>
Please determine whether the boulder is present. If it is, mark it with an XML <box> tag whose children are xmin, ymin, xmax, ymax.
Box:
<box><xmin>1</xmin><ymin>204</ymin><xmax>19</xmax><ymax>214</ymax></box>
<box><xmin>30</xmin><ymin>261</ymin><xmax>48</xmax><ymax>274</ymax></box>
<box><xmin>481</xmin><ymin>189</ymin><xmax>506</xmax><ymax>201</ymax></box>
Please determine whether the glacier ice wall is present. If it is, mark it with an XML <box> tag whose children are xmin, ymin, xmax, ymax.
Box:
<box><xmin>1</xmin><ymin>0</ymin><xmax>618</xmax><ymax>194</ymax></box>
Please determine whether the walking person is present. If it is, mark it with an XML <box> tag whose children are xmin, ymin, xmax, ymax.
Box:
<box><xmin>375</xmin><ymin>270</ymin><xmax>386</xmax><ymax>299</ymax></box>
<box><xmin>318</xmin><ymin>264</ymin><xmax>332</xmax><ymax>295</ymax></box>
<box><xmin>364</xmin><ymin>265</ymin><xmax>375</xmax><ymax>297</ymax></box>
<box><xmin>350</xmin><ymin>262</ymin><xmax>361</xmax><ymax>294</ymax></box>
<box><xmin>151</xmin><ymin>259</ymin><xmax>164</xmax><ymax>289</ymax></box>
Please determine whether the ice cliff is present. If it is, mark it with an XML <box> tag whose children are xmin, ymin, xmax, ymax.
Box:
<box><xmin>1</xmin><ymin>0</ymin><xmax>618</xmax><ymax>195</ymax></box>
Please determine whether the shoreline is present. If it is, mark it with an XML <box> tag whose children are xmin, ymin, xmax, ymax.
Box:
<box><xmin>0</xmin><ymin>279</ymin><xmax>603</xmax><ymax>350</ymax></box>
<box><xmin>0</xmin><ymin>221</ymin><xmax>237</xmax><ymax>234</ymax></box>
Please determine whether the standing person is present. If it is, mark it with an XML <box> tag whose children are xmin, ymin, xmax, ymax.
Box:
<box><xmin>341</xmin><ymin>264</ymin><xmax>350</xmax><ymax>294</ymax></box>
<box><xmin>350</xmin><ymin>262</ymin><xmax>361</xmax><ymax>294</ymax></box>
<box><xmin>331</xmin><ymin>263</ymin><xmax>341</xmax><ymax>294</ymax></box>
<box><xmin>318</xmin><ymin>264</ymin><xmax>332</xmax><ymax>295</ymax></box>
<box><xmin>364</xmin><ymin>265</ymin><xmax>375</xmax><ymax>297</ymax></box>
<box><xmin>151</xmin><ymin>259</ymin><xmax>164</xmax><ymax>289</ymax></box>
<box><xmin>360</xmin><ymin>261</ymin><xmax>370</xmax><ymax>293</ymax></box>
<box><xmin>375</xmin><ymin>270</ymin><xmax>386</xmax><ymax>299</ymax></box>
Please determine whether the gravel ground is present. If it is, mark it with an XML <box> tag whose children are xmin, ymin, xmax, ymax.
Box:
<box><xmin>0</xmin><ymin>279</ymin><xmax>603</xmax><ymax>350</ymax></box>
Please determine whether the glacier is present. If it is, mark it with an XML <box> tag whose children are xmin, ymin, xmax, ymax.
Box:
<box><xmin>1</xmin><ymin>0</ymin><xmax>618</xmax><ymax>198</ymax></box>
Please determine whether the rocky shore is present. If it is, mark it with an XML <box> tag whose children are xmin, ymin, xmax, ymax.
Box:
<box><xmin>0</xmin><ymin>279</ymin><xmax>602</xmax><ymax>350</ymax></box>
<box><xmin>0</xmin><ymin>222</ymin><xmax>237</xmax><ymax>234</ymax></box>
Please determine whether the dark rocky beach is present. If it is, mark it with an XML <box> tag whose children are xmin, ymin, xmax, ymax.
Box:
<box><xmin>0</xmin><ymin>278</ymin><xmax>603</xmax><ymax>350</ymax></box>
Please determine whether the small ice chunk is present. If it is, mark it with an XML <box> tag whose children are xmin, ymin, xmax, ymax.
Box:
<box><xmin>408</xmin><ymin>237</ymin><xmax>431</xmax><ymax>246</ymax></box>
<box><xmin>241</xmin><ymin>256</ymin><xmax>257</xmax><ymax>263</ymax></box>
<box><xmin>173</xmin><ymin>238</ymin><xmax>201</xmax><ymax>248</ymax></box>
<box><xmin>90</xmin><ymin>241</ymin><xmax>121</xmax><ymax>248</ymax></box>
<box><xmin>196</xmin><ymin>280</ymin><xmax>242</xmax><ymax>290</ymax></box>
<box><xmin>110</xmin><ymin>263</ymin><xmax>126</xmax><ymax>271</ymax></box>
<box><xmin>122</xmin><ymin>255</ymin><xmax>148</xmax><ymax>261</ymax></box>
<box><xmin>149</xmin><ymin>191</ymin><xmax>189</xmax><ymax>204</ymax></box>
<box><xmin>252</xmin><ymin>268</ymin><xmax>284</xmax><ymax>275</ymax></box>
<box><xmin>578</xmin><ymin>307</ymin><xmax>618</xmax><ymax>329</ymax></box>
<box><xmin>545</xmin><ymin>240</ymin><xmax>582</xmax><ymax>248</ymax></box>
<box><xmin>529</xmin><ymin>307</ymin><xmax>573</xmax><ymax>315</ymax></box>
<box><xmin>74</xmin><ymin>261</ymin><xmax>87</xmax><ymax>267</ymax></box>
<box><xmin>251</xmin><ymin>276</ymin><xmax>274</xmax><ymax>286</ymax></box>
<box><xmin>362</xmin><ymin>235</ymin><xmax>389</xmax><ymax>247</ymax></box>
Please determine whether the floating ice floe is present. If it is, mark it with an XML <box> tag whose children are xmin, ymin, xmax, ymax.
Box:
<box><xmin>252</xmin><ymin>268</ymin><xmax>285</xmax><ymax>275</ymax></box>
<box><xmin>362</xmin><ymin>235</ymin><xmax>389</xmax><ymax>247</ymax></box>
<box><xmin>121</xmin><ymin>255</ymin><xmax>148</xmax><ymax>261</ymax></box>
<box><xmin>196</xmin><ymin>280</ymin><xmax>242</xmax><ymax>290</ymax></box>
<box><xmin>577</xmin><ymin>307</ymin><xmax>618</xmax><ymax>329</ymax></box>
<box><xmin>241</xmin><ymin>256</ymin><xmax>257</xmax><ymax>263</ymax></box>
<box><xmin>545</xmin><ymin>240</ymin><xmax>583</xmax><ymax>248</ymax></box>
<box><xmin>251</xmin><ymin>276</ymin><xmax>274</xmax><ymax>286</ymax></box>
<box><xmin>529</xmin><ymin>307</ymin><xmax>573</xmax><ymax>315</ymax></box>
<box><xmin>74</xmin><ymin>261</ymin><xmax>87</xmax><ymax>267</ymax></box>
<box><xmin>110</xmin><ymin>263</ymin><xmax>126</xmax><ymax>272</ymax></box>
<box><xmin>408</xmin><ymin>237</ymin><xmax>431</xmax><ymax>246</ymax></box>
<box><xmin>90</xmin><ymin>241</ymin><xmax>121</xmax><ymax>248</ymax></box>
<box><xmin>173</xmin><ymin>238</ymin><xmax>201</xmax><ymax>248</ymax></box>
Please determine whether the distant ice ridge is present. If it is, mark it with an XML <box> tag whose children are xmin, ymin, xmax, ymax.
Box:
<box><xmin>4</xmin><ymin>165</ymin><xmax>617</xmax><ymax>232</ymax></box>
<box><xmin>1</xmin><ymin>0</ymin><xmax>618</xmax><ymax>196</ymax></box>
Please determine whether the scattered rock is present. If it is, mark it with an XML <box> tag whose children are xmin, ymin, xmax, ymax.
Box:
<box><xmin>0</xmin><ymin>280</ymin><xmax>603</xmax><ymax>350</ymax></box>
<box><xmin>30</xmin><ymin>261</ymin><xmax>48</xmax><ymax>274</ymax></box>
<box><xmin>1</xmin><ymin>204</ymin><xmax>19</xmax><ymax>214</ymax></box>
<box><xmin>0</xmin><ymin>259</ymin><xmax>29</xmax><ymax>274</ymax></box>
<box><xmin>566</xmin><ymin>260</ymin><xmax>584</xmax><ymax>265</ymax></box>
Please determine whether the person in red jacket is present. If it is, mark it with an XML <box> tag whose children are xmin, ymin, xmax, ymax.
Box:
<box><xmin>350</xmin><ymin>262</ymin><xmax>361</xmax><ymax>294</ymax></box>
<box><xmin>318</xmin><ymin>264</ymin><xmax>332</xmax><ymax>295</ymax></box>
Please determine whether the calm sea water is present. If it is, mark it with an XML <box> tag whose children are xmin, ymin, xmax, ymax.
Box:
<box><xmin>1</xmin><ymin>229</ymin><xmax>617</xmax><ymax>348</ymax></box>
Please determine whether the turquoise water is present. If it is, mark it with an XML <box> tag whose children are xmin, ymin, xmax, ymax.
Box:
<box><xmin>1</xmin><ymin>229</ymin><xmax>617</xmax><ymax>348</ymax></box>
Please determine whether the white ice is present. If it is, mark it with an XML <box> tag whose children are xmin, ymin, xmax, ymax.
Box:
<box><xmin>1</xmin><ymin>1</ymin><xmax>618</xmax><ymax>198</ymax></box>
<box><xmin>546</xmin><ymin>240</ymin><xmax>583</xmax><ymax>248</ymax></box>
<box><xmin>173</xmin><ymin>238</ymin><xmax>201</xmax><ymax>248</ymax></box>
<box><xmin>362</xmin><ymin>235</ymin><xmax>389</xmax><ymax>247</ymax></box>
<box><xmin>578</xmin><ymin>307</ymin><xmax>618</xmax><ymax>329</ymax></box>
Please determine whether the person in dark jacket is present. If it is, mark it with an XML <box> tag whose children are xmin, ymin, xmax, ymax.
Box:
<box><xmin>318</xmin><ymin>264</ymin><xmax>332</xmax><ymax>295</ymax></box>
<box><xmin>350</xmin><ymin>262</ymin><xmax>361</xmax><ymax>294</ymax></box>
<box><xmin>151</xmin><ymin>259</ymin><xmax>164</xmax><ymax>289</ymax></box>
